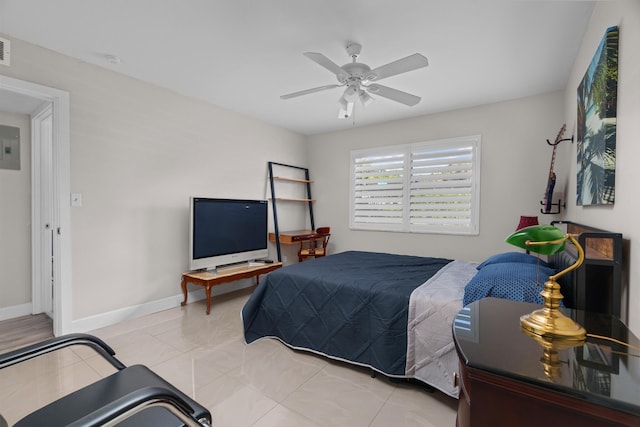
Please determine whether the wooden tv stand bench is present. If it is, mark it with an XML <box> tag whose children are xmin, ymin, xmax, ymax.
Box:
<box><xmin>181</xmin><ymin>262</ymin><xmax>282</xmax><ymax>314</ymax></box>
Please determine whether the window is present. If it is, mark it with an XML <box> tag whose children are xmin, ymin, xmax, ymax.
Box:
<box><xmin>350</xmin><ymin>135</ymin><xmax>481</xmax><ymax>235</ymax></box>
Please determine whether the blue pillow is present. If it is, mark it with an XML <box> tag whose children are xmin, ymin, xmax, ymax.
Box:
<box><xmin>477</xmin><ymin>252</ymin><xmax>549</xmax><ymax>270</ymax></box>
<box><xmin>463</xmin><ymin>262</ymin><xmax>557</xmax><ymax>306</ymax></box>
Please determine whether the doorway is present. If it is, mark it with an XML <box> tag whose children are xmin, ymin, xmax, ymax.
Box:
<box><xmin>0</xmin><ymin>75</ymin><xmax>71</xmax><ymax>336</ymax></box>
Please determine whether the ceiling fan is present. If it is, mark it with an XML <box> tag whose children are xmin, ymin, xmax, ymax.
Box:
<box><xmin>281</xmin><ymin>42</ymin><xmax>429</xmax><ymax>118</ymax></box>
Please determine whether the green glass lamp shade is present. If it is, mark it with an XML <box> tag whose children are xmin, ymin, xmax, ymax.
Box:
<box><xmin>506</xmin><ymin>225</ymin><xmax>566</xmax><ymax>255</ymax></box>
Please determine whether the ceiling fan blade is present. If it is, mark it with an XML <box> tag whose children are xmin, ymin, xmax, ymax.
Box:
<box><xmin>280</xmin><ymin>84</ymin><xmax>341</xmax><ymax>99</ymax></box>
<box><xmin>304</xmin><ymin>52</ymin><xmax>348</xmax><ymax>80</ymax></box>
<box><xmin>367</xmin><ymin>53</ymin><xmax>429</xmax><ymax>81</ymax></box>
<box><xmin>367</xmin><ymin>84</ymin><xmax>421</xmax><ymax>106</ymax></box>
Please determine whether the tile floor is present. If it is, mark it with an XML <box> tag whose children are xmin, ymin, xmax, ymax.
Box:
<box><xmin>0</xmin><ymin>287</ymin><xmax>457</xmax><ymax>426</ymax></box>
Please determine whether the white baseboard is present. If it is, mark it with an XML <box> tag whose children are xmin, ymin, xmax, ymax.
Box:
<box><xmin>0</xmin><ymin>303</ymin><xmax>32</xmax><ymax>322</ymax></box>
<box><xmin>72</xmin><ymin>280</ymin><xmax>255</xmax><ymax>333</ymax></box>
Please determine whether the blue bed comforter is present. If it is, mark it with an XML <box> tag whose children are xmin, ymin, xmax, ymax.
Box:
<box><xmin>242</xmin><ymin>251</ymin><xmax>451</xmax><ymax>376</ymax></box>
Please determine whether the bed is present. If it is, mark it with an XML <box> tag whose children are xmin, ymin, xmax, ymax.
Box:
<box><xmin>241</xmin><ymin>249</ymin><xmax>559</xmax><ymax>398</ymax></box>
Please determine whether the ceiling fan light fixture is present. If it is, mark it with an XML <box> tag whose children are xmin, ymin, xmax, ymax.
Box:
<box><xmin>338</xmin><ymin>96</ymin><xmax>353</xmax><ymax>118</ymax></box>
<box><xmin>343</xmin><ymin>85</ymin><xmax>358</xmax><ymax>101</ymax></box>
<box><xmin>359</xmin><ymin>90</ymin><xmax>374</xmax><ymax>107</ymax></box>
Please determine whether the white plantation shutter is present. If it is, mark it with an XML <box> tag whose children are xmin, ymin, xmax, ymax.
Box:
<box><xmin>350</xmin><ymin>136</ymin><xmax>480</xmax><ymax>235</ymax></box>
<box><xmin>409</xmin><ymin>137</ymin><xmax>479</xmax><ymax>234</ymax></box>
<box><xmin>351</xmin><ymin>148</ymin><xmax>407</xmax><ymax>231</ymax></box>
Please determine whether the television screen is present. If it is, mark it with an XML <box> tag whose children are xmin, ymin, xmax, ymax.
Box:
<box><xmin>190</xmin><ymin>198</ymin><xmax>268</xmax><ymax>270</ymax></box>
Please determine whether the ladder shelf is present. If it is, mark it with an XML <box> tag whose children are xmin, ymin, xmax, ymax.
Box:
<box><xmin>268</xmin><ymin>162</ymin><xmax>315</xmax><ymax>262</ymax></box>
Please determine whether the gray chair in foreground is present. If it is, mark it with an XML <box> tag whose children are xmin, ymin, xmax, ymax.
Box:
<box><xmin>0</xmin><ymin>333</ymin><xmax>211</xmax><ymax>427</ymax></box>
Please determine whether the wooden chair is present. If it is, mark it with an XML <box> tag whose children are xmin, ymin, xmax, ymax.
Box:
<box><xmin>298</xmin><ymin>227</ymin><xmax>331</xmax><ymax>262</ymax></box>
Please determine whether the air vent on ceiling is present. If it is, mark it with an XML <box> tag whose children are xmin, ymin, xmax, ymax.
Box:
<box><xmin>0</xmin><ymin>37</ymin><xmax>11</xmax><ymax>66</ymax></box>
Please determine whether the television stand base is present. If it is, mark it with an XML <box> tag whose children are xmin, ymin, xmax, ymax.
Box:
<box><xmin>213</xmin><ymin>261</ymin><xmax>255</xmax><ymax>274</ymax></box>
<box><xmin>181</xmin><ymin>262</ymin><xmax>282</xmax><ymax>314</ymax></box>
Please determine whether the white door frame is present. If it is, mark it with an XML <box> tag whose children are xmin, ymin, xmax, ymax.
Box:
<box><xmin>0</xmin><ymin>74</ymin><xmax>71</xmax><ymax>336</ymax></box>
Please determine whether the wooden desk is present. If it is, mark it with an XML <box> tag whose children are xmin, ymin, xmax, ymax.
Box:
<box><xmin>181</xmin><ymin>262</ymin><xmax>282</xmax><ymax>314</ymax></box>
<box><xmin>453</xmin><ymin>298</ymin><xmax>640</xmax><ymax>427</ymax></box>
<box><xmin>268</xmin><ymin>230</ymin><xmax>318</xmax><ymax>244</ymax></box>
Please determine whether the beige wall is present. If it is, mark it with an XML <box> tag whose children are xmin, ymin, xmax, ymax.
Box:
<box><xmin>563</xmin><ymin>0</ymin><xmax>640</xmax><ymax>335</ymax></box>
<box><xmin>308</xmin><ymin>91</ymin><xmax>565</xmax><ymax>262</ymax></box>
<box><xmin>0</xmin><ymin>111</ymin><xmax>31</xmax><ymax>309</ymax></box>
<box><xmin>0</xmin><ymin>36</ymin><xmax>307</xmax><ymax>324</ymax></box>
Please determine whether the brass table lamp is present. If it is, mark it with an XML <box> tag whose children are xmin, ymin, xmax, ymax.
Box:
<box><xmin>506</xmin><ymin>224</ymin><xmax>586</xmax><ymax>342</ymax></box>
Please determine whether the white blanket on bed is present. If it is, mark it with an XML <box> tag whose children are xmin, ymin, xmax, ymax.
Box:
<box><xmin>406</xmin><ymin>259</ymin><xmax>479</xmax><ymax>398</ymax></box>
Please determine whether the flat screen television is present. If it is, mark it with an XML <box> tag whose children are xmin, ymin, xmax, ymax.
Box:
<box><xmin>189</xmin><ymin>197</ymin><xmax>268</xmax><ymax>271</ymax></box>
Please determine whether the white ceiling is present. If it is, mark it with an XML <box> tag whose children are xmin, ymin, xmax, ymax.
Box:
<box><xmin>0</xmin><ymin>1</ymin><xmax>595</xmax><ymax>135</ymax></box>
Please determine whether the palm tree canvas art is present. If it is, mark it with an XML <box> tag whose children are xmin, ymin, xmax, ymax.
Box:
<box><xmin>576</xmin><ymin>26</ymin><xmax>618</xmax><ymax>206</ymax></box>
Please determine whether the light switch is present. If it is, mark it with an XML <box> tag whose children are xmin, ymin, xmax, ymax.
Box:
<box><xmin>71</xmin><ymin>193</ymin><xmax>82</xmax><ymax>207</ymax></box>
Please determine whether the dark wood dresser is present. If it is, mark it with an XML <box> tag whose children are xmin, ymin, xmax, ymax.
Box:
<box><xmin>453</xmin><ymin>298</ymin><xmax>640</xmax><ymax>427</ymax></box>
